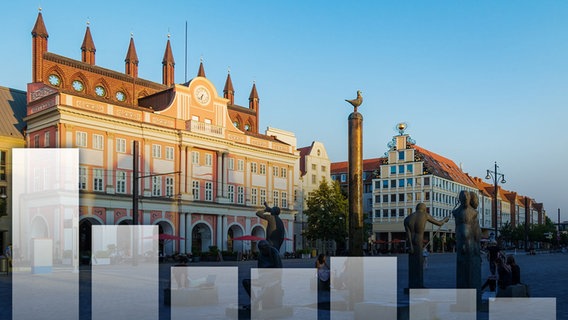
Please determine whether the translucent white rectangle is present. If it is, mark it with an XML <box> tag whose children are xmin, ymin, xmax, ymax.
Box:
<box><xmin>410</xmin><ymin>289</ymin><xmax>476</xmax><ymax>320</ymax></box>
<box><xmin>490</xmin><ymin>298</ymin><xmax>556</xmax><ymax>320</ymax></box>
<box><xmin>92</xmin><ymin>225</ymin><xmax>158</xmax><ymax>320</ymax></box>
<box><xmin>171</xmin><ymin>266</ymin><xmax>238</xmax><ymax>319</ymax></box>
<box><xmin>12</xmin><ymin>149</ymin><xmax>79</xmax><ymax>320</ymax></box>
<box><xmin>330</xmin><ymin>257</ymin><xmax>397</xmax><ymax>320</ymax></box>
<box><xmin>250</xmin><ymin>268</ymin><xmax>317</xmax><ymax>320</ymax></box>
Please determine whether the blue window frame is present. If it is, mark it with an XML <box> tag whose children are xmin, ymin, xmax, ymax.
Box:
<box><xmin>398</xmin><ymin>151</ymin><xmax>405</xmax><ymax>160</ymax></box>
<box><xmin>398</xmin><ymin>165</ymin><xmax>404</xmax><ymax>174</ymax></box>
<box><xmin>390</xmin><ymin>166</ymin><xmax>396</xmax><ymax>174</ymax></box>
<box><xmin>398</xmin><ymin>179</ymin><xmax>405</xmax><ymax>187</ymax></box>
<box><xmin>407</xmin><ymin>164</ymin><xmax>413</xmax><ymax>173</ymax></box>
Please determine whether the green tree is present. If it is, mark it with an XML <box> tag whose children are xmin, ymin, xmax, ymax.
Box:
<box><xmin>304</xmin><ymin>179</ymin><xmax>348</xmax><ymax>245</ymax></box>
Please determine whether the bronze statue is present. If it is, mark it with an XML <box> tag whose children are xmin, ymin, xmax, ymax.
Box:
<box><xmin>256</xmin><ymin>202</ymin><xmax>285</xmax><ymax>251</ymax></box>
<box><xmin>453</xmin><ymin>190</ymin><xmax>482</xmax><ymax>296</ymax></box>
<box><xmin>404</xmin><ymin>203</ymin><xmax>449</xmax><ymax>289</ymax></box>
<box><xmin>345</xmin><ymin>90</ymin><xmax>363</xmax><ymax>112</ymax></box>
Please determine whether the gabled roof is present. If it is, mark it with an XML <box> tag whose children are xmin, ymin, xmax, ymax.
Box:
<box><xmin>470</xmin><ymin>176</ymin><xmax>493</xmax><ymax>197</ymax></box>
<box><xmin>414</xmin><ymin>145</ymin><xmax>476</xmax><ymax>188</ymax></box>
<box><xmin>297</xmin><ymin>145</ymin><xmax>312</xmax><ymax>176</ymax></box>
<box><xmin>330</xmin><ymin>158</ymin><xmax>385</xmax><ymax>175</ymax></box>
<box><xmin>0</xmin><ymin>86</ymin><xmax>26</xmax><ymax>138</ymax></box>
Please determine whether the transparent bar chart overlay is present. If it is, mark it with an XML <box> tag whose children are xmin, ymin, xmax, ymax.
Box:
<box><xmin>330</xmin><ymin>257</ymin><xmax>397</xmax><ymax>320</ymax></box>
<box><xmin>12</xmin><ymin>149</ymin><xmax>80</xmax><ymax>320</ymax></box>
<box><xmin>171</xmin><ymin>266</ymin><xmax>238</xmax><ymax>319</ymax></box>
<box><xmin>490</xmin><ymin>297</ymin><xmax>556</xmax><ymax>320</ymax></box>
<box><xmin>410</xmin><ymin>289</ymin><xmax>476</xmax><ymax>320</ymax></box>
<box><xmin>92</xmin><ymin>225</ymin><xmax>158</xmax><ymax>320</ymax></box>
<box><xmin>250</xmin><ymin>268</ymin><xmax>317</xmax><ymax>320</ymax></box>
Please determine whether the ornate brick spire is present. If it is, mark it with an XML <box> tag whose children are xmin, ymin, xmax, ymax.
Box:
<box><xmin>81</xmin><ymin>21</ymin><xmax>96</xmax><ymax>65</ymax></box>
<box><xmin>223</xmin><ymin>68</ymin><xmax>234</xmax><ymax>104</ymax></box>
<box><xmin>32</xmin><ymin>8</ymin><xmax>48</xmax><ymax>82</ymax></box>
<box><xmin>162</xmin><ymin>35</ymin><xmax>175</xmax><ymax>86</ymax></box>
<box><xmin>248</xmin><ymin>81</ymin><xmax>259</xmax><ymax>110</ymax></box>
<box><xmin>125</xmin><ymin>34</ymin><xmax>139</xmax><ymax>77</ymax></box>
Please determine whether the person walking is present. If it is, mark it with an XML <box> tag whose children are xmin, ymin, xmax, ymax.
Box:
<box><xmin>422</xmin><ymin>247</ymin><xmax>430</xmax><ymax>270</ymax></box>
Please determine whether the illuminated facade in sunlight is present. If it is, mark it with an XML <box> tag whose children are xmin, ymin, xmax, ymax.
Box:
<box><xmin>24</xmin><ymin>11</ymin><xmax>299</xmax><ymax>258</ymax></box>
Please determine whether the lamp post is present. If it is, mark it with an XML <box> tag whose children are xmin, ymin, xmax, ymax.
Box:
<box><xmin>485</xmin><ymin>161</ymin><xmax>506</xmax><ymax>237</ymax></box>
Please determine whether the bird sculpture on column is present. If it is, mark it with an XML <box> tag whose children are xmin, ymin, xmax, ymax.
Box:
<box><xmin>345</xmin><ymin>90</ymin><xmax>363</xmax><ymax>112</ymax></box>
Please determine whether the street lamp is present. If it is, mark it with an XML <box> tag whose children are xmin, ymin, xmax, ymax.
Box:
<box><xmin>485</xmin><ymin>161</ymin><xmax>506</xmax><ymax>236</ymax></box>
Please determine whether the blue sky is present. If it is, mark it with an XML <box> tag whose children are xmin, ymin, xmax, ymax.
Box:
<box><xmin>1</xmin><ymin>1</ymin><xmax>567</xmax><ymax>221</ymax></box>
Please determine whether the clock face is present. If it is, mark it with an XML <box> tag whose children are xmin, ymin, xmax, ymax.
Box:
<box><xmin>72</xmin><ymin>80</ymin><xmax>84</xmax><ymax>92</ymax></box>
<box><xmin>48</xmin><ymin>74</ymin><xmax>61</xmax><ymax>86</ymax></box>
<box><xmin>116</xmin><ymin>91</ymin><xmax>126</xmax><ymax>102</ymax></box>
<box><xmin>95</xmin><ymin>86</ymin><xmax>106</xmax><ymax>97</ymax></box>
<box><xmin>195</xmin><ymin>86</ymin><xmax>210</xmax><ymax>105</ymax></box>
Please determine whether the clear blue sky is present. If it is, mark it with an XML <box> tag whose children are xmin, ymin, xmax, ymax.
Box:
<box><xmin>1</xmin><ymin>1</ymin><xmax>567</xmax><ymax>221</ymax></box>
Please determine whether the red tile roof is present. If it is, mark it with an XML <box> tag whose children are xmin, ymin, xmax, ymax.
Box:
<box><xmin>414</xmin><ymin>145</ymin><xmax>476</xmax><ymax>188</ymax></box>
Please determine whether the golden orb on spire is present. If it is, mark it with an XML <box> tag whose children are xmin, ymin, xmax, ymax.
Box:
<box><xmin>397</xmin><ymin>122</ymin><xmax>408</xmax><ymax>135</ymax></box>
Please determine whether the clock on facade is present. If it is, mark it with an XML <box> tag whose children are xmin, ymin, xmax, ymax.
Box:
<box><xmin>72</xmin><ymin>80</ymin><xmax>84</xmax><ymax>92</ymax></box>
<box><xmin>194</xmin><ymin>86</ymin><xmax>210</xmax><ymax>105</ymax></box>
<box><xmin>48</xmin><ymin>74</ymin><xmax>61</xmax><ymax>86</ymax></box>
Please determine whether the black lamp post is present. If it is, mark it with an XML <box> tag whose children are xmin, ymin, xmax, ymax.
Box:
<box><xmin>485</xmin><ymin>161</ymin><xmax>506</xmax><ymax>236</ymax></box>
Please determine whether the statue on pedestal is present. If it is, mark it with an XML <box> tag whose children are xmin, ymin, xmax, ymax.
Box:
<box><xmin>404</xmin><ymin>203</ymin><xmax>449</xmax><ymax>289</ymax></box>
<box><xmin>256</xmin><ymin>202</ymin><xmax>285</xmax><ymax>251</ymax></box>
<box><xmin>453</xmin><ymin>191</ymin><xmax>481</xmax><ymax>291</ymax></box>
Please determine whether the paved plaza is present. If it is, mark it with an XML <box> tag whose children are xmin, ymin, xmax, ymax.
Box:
<box><xmin>0</xmin><ymin>251</ymin><xmax>566</xmax><ymax>319</ymax></box>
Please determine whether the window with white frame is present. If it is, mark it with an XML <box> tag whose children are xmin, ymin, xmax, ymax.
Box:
<box><xmin>227</xmin><ymin>185</ymin><xmax>235</xmax><ymax>203</ymax></box>
<box><xmin>205</xmin><ymin>182</ymin><xmax>213</xmax><ymax>201</ymax></box>
<box><xmin>116</xmin><ymin>171</ymin><xmax>126</xmax><ymax>194</ymax></box>
<box><xmin>251</xmin><ymin>162</ymin><xmax>257</xmax><ymax>173</ymax></box>
<box><xmin>44</xmin><ymin>131</ymin><xmax>50</xmax><ymax>147</ymax></box>
<box><xmin>205</xmin><ymin>154</ymin><xmax>213</xmax><ymax>166</ymax></box>
<box><xmin>237</xmin><ymin>159</ymin><xmax>244</xmax><ymax>171</ymax></box>
<box><xmin>79</xmin><ymin>167</ymin><xmax>87</xmax><ymax>190</ymax></box>
<box><xmin>93</xmin><ymin>168</ymin><xmax>104</xmax><ymax>192</ymax></box>
<box><xmin>340</xmin><ymin>174</ymin><xmax>346</xmax><ymax>182</ymax></box>
<box><xmin>237</xmin><ymin>186</ymin><xmax>244</xmax><ymax>204</ymax></box>
<box><xmin>259</xmin><ymin>164</ymin><xmax>266</xmax><ymax>175</ymax></box>
<box><xmin>273</xmin><ymin>191</ymin><xmax>279</xmax><ymax>207</ymax></box>
<box><xmin>152</xmin><ymin>176</ymin><xmax>162</xmax><ymax>196</ymax></box>
<box><xmin>116</xmin><ymin>138</ymin><xmax>126</xmax><ymax>153</ymax></box>
<box><xmin>152</xmin><ymin>144</ymin><xmax>162</xmax><ymax>158</ymax></box>
<box><xmin>281</xmin><ymin>191</ymin><xmax>288</xmax><ymax>208</ymax></box>
<box><xmin>228</xmin><ymin>158</ymin><xmax>234</xmax><ymax>170</ymax></box>
<box><xmin>251</xmin><ymin>188</ymin><xmax>257</xmax><ymax>206</ymax></box>
<box><xmin>93</xmin><ymin>134</ymin><xmax>104</xmax><ymax>150</ymax></box>
<box><xmin>165</xmin><ymin>146</ymin><xmax>174</xmax><ymax>160</ymax></box>
<box><xmin>273</xmin><ymin>167</ymin><xmax>279</xmax><ymax>177</ymax></box>
<box><xmin>192</xmin><ymin>151</ymin><xmax>199</xmax><ymax>165</ymax></box>
<box><xmin>76</xmin><ymin>132</ymin><xmax>87</xmax><ymax>147</ymax></box>
<box><xmin>260</xmin><ymin>189</ymin><xmax>266</xmax><ymax>205</ymax></box>
<box><xmin>192</xmin><ymin>180</ymin><xmax>200</xmax><ymax>200</ymax></box>
<box><xmin>165</xmin><ymin>176</ymin><xmax>174</xmax><ymax>197</ymax></box>
<box><xmin>281</xmin><ymin>168</ymin><xmax>287</xmax><ymax>178</ymax></box>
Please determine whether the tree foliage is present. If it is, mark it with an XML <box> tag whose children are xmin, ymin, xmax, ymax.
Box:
<box><xmin>304</xmin><ymin>179</ymin><xmax>348</xmax><ymax>244</ymax></box>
